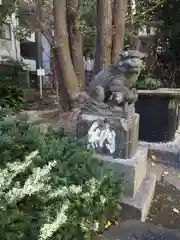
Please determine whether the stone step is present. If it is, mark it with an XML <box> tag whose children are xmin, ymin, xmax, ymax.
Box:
<box><xmin>18</xmin><ymin>109</ymin><xmax>58</xmax><ymax>121</ymax></box>
<box><xmin>148</xmin><ymin>149</ymin><xmax>180</xmax><ymax>168</ymax></box>
<box><xmin>139</xmin><ymin>131</ymin><xmax>180</xmax><ymax>168</ymax></box>
<box><xmin>121</xmin><ymin>172</ymin><xmax>156</xmax><ymax>222</ymax></box>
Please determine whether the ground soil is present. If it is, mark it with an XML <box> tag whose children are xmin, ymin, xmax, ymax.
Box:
<box><xmin>147</xmin><ymin>181</ymin><xmax>180</xmax><ymax>230</ymax></box>
<box><xmin>23</xmin><ymin>91</ymin><xmax>58</xmax><ymax>111</ymax></box>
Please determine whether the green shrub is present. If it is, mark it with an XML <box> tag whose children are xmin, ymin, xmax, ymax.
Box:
<box><xmin>0</xmin><ymin>117</ymin><xmax>124</xmax><ymax>240</ymax></box>
<box><xmin>136</xmin><ymin>77</ymin><xmax>162</xmax><ymax>90</ymax></box>
<box><xmin>0</xmin><ymin>58</ymin><xmax>26</xmax><ymax>110</ymax></box>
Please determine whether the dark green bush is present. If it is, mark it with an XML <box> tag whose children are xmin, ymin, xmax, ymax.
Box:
<box><xmin>0</xmin><ymin>58</ymin><xmax>25</xmax><ymax>110</ymax></box>
<box><xmin>136</xmin><ymin>77</ymin><xmax>162</xmax><ymax>90</ymax></box>
<box><xmin>0</xmin><ymin>117</ymin><xmax>124</xmax><ymax>240</ymax></box>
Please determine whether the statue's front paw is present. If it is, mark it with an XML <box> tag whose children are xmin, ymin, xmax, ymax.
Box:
<box><xmin>116</xmin><ymin>93</ymin><xmax>123</xmax><ymax>103</ymax></box>
<box><xmin>110</xmin><ymin>92</ymin><xmax>123</xmax><ymax>104</ymax></box>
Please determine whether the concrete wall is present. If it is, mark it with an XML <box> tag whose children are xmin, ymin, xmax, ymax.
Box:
<box><xmin>20</xmin><ymin>32</ymin><xmax>36</xmax><ymax>71</ymax></box>
<box><xmin>0</xmin><ymin>14</ymin><xmax>21</xmax><ymax>60</ymax></box>
<box><xmin>0</xmin><ymin>14</ymin><xmax>37</xmax><ymax>72</ymax></box>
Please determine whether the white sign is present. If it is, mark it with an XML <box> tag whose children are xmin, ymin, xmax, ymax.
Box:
<box><xmin>37</xmin><ymin>68</ymin><xmax>45</xmax><ymax>76</ymax></box>
<box><xmin>87</xmin><ymin>121</ymin><xmax>116</xmax><ymax>154</ymax></box>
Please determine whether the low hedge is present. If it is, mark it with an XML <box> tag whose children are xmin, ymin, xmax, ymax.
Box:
<box><xmin>0</xmin><ymin>58</ymin><xmax>26</xmax><ymax>110</ymax></box>
<box><xmin>0</xmin><ymin>116</ymin><xmax>124</xmax><ymax>240</ymax></box>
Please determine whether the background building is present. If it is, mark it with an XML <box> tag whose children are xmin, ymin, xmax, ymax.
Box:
<box><xmin>0</xmin><ymin>12</ymin><xmax>51</xmax><ymax>89</ymax></box>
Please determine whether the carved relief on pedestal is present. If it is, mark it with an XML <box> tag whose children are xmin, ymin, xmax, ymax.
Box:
<box><xmin>87</xmin><ymin>120</ymin><xmax>116</xmax><ymax>154</ymax></box>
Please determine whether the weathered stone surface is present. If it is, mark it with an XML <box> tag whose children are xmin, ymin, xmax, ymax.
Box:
<box><xmin>23</xmin><ymin>88</ymin><xmax>35</xmax><ymax>101</ymax></box>
<box><xmin>77</xmin><ymin>112</ymin><xmax>140</xmax><ymax>159</ymax></box>
<box><xmin>121</xmin><ymin>173</ymin><xmax>156</xmax><ymax>222</ymax></box>
<box><xmin>138</xmin><ymin>88</ymin><xmax>180</xmax><ymax>98</ymax></box>
<box><xmin>18</xmin><ymin>110</ymin><xmax>42</xmax><ymax>121</ymax></box>
<box><xmin>79</xmin><ymin>50</ymin><xmax>145</xmax><ymax>114</ymax></box>
<box><xmin>96</xmin><ymin>147</ymin><xmax>148</xmax><ymax>198</ymax></box>
<box><xmin>18</xmin><ymin>109</ymin><xmax>58</xmax><ymax>122</ymax></box>
<box><xmin>139</xmin><ymin>128</ymin><xmax>180</xmax><ymax>167</ymax></box>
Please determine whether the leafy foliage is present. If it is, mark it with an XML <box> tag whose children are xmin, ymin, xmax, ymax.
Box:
<box><xmin>80</xmin><ymin>0</ymin><xmax>97</xmax><ymax>54</ymax></box>
<box><xmin>0</xmin><ymin>58</ymin><xmax>25</xmax><ymax>110</ymax></box>
<box><xmin>130</xmin><ymin>0</ymin><xmax>164</xmax><ymax>29</ymax></box>
<box><xmin>0</xmin><ymin>0</ymin><xmax>16</xmax><ymax>24</ymax></box>
<box><xmin>0</xmin><ymin>116</ymin><xmax>124</xmax><ymax>239</ymax></box>
<box><xmin>136</xmin><ymin>77</ymin><xmax>162</xmax><ymax>90</ymax></box>
<box><xmin>155</xmin><ymin>0</ymin><xmax>180</xmax><ymax>56</ymax></box>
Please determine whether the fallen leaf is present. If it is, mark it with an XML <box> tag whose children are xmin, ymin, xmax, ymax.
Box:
<box><xmin>151</xmin><ymin>155</ymin><xmax>156</xmax><ymax>160</ymax></box>
<box><xmin>167</xmin><ymin>196</ymin><xmax>173</xmax><ymax>201</ymax></box>
<box><xmin>105</xmin><ymin>221</ymin><xmax>112</xmax><ymax>229</ymax></box>
<box><xmin>173</xmin><ymin>208</ymin><xmax>179</xmax><ymax>213</ymax></box>
<box><xmin>177</xmin><ymin>175</ymin><xmax>180</xmax><ymax>178</ymax></box>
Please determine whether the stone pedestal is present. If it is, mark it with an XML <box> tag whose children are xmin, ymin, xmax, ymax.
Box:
<box><xmin>77</xmin><ymin>111</ymin><xmax>139</xmax><ymax>159</ymax></box>
<box><xmin>96</xmin><ymin>147</ymin><xmax>156</xmax><ymax>222</ymax></box>
<box><xmin>76</xmin><ymin>110</ymin><xmax>156</xmax><ymax>222</ymax></box>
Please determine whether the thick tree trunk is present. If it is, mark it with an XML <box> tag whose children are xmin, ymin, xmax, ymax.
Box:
<box><xmin>94</xmin><ymin>0</ymin><xmax>113</xmax><ymax>74</ymax></box>
<box><xmin>53</xmin><ymin>51</ymin><xmax>70</xmax><ymax>111</ymax></box>
<box><xmin>111</xmin><ymin>0</ymin><xmax>127</xmax><ymax>65</ymax></box>
<box><xmin>67</xmin><ymin>0</ymin><xmax>85</xmax><ymax>91</ymax></box>
<box><xmin>53</xmin><ymin>0</ymin><xmax>80</xmax><ymax>108</ymax></box>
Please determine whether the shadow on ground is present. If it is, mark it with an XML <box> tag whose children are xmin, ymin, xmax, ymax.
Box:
<box><xmin>104</xmin><ymin>181</ymin><xmax>180</xmax><ymax>239</ymax></box>
<box><xmin>104</xmin><ymin>219</ymin><xmax>180</xmax><ymax>240</ymax></box>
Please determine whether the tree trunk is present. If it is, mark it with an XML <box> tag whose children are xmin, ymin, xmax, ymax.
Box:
<box><xmin>67</xmin><ymin>0</ymin><xmax>85</xmax><ymax>91</ymax></box>
<box><xmin>53</xmin><ymin>0</ymin><xmax>80</xmax><ymax>108</ymax></box>
<box><xmin>111</xmin><ymin>0</ymin><xmax>127</xmax><ymax>65</ymax></box>
<box><xmin>53</xmin><ymin>51</ymin><xmax>70</xmax><ymax>111</ymax></box>
<box><xmin>94</xmin><ymin>0</ymin><xmax>113</xmax><ymax>74</ymax></box>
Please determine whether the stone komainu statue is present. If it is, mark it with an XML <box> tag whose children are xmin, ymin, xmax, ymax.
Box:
<box><xmin>79</xmin><ymin>50</ymin><xmax>145</xmax><ymax>113</ymax></box>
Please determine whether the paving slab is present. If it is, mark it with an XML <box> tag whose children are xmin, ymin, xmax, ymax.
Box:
<box><xmin>163</xmin><ymin>169</ymin><xmax>180</xmax><ymax>191</ymax></box>
<box><xmin>104</xmin><ymin>220</ymin><xmax>180</xmax><ymax>240</ymax></box>
<box><xmin>139</xmin><ymin>127</ymin><xmax>180</xmax><ymax>168</ymax></box>
<box><xmin>148</xmin><ymin>161</ymin><xmax>180</xmax><ymax>191</ymax></box>
<box><xmin>147</xmin><ymin>162</ymin><xmax>164</xmax><ymax>182</ymax></box>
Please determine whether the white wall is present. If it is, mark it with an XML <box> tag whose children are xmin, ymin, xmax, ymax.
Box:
<box><xmin>0</xmin><ymin>13</ymin><xmax>21</xmax><ymax>60</ymax></box>
<box><xmin>0</xmin><ymin>15</ymin><xmax>37</xmax><ymax>71</ymax></box>
<box><xmin>22</xmin><ymin>58</ymin><xmax>36</xmax><ymax>71</ymax></box>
